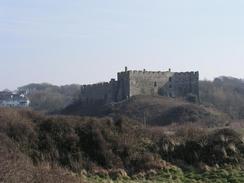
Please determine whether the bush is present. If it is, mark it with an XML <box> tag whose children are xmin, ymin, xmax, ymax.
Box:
<box><xmin>0</xmin><ymin>108</ymin><xmax>243</xmax><ymax>179</ymax></box>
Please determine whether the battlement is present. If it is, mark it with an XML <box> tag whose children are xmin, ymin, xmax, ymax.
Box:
<box><xmin>130</xmin><ymin>70</ymin><xmax>169</xmax><ymax>75</ymax></box>
<box><xmin>174</xmin><ymin>71</ymin><xmax>199</xmax><ymax>76</ymax></box>
<box><xmin>118</xmin><ymin>69</ymin><xmax>199</xmax><ymax>78</ymax></box>
<box><xmin>118</xmin><ymin>69</ymin><xmax>170</xmax><ymax>75</ymax></box>
<box><xmin>82</xmin><ymin>82</ymin><xmax>110</xmax><ymax>88</ymax></box>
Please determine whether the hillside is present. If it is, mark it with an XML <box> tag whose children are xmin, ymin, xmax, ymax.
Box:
<box><xmin>0</xmin><ymin>134</ymin><xmax>81</xmax><ymax>183</ymax></box>
<box><xmin>0</xmin><ymin>108</ymin><xmax>243</xmax><ymax>182</ymax></box>
<box><xmin>63</xmin><ymin>95</ymin><xmax>229</xmax><ymax>127</ymax></box>
<box><xmin>0</xmin><ymin>108</ymin><xmax>84</xmax><ymax>182</ymax></box>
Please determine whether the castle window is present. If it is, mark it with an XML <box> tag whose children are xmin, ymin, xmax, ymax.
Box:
<box><xmin>169</xmin><ymin>77</ymin><xmax>172</xmax><ymax>82</ymax></box>
<box><xmin>154</xmin><ymin>82</ymin><xmax>157</xmax><ymax>87</ymax></box>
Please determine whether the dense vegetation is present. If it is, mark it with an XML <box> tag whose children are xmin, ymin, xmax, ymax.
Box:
<box><xmin>18</xmin><ymin>83</ymin><xmax>81</xmax><ymax>113</ymax></box>
<box><xmin>2</xmin><ymin>76</ymin><xmax>243</xmax><ymax>182</ymax></box>
<box><xmin>63</xmin><ymin>95</ymin><xmax>229</xmax><ymax>127</ymax></box>
<box><xmin>200</xmin><ymin>76</ymin><xmax>244</xmax><ymax>119</ymax></box>
<box><xmin>0</xmin><ymin>108</ymin><xmax>243</xmax><ymax>182</ymax></box>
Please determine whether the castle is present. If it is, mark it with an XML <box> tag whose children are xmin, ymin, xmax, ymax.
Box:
<box><xmin>80</xmin><ymin>67</ymin><xmax>199</xmax><ymax>104</ymax></box>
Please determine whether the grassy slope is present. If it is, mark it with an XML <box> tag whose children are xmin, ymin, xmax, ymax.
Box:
<box><xmin>63</xmin><ymin>95</ymin><xmax>229</xmax><ymax>127</ymax></box>
<box><xmin>86</xmin><ymin>167</ymin><xmax>244</xmax><ymax>183</ymax></box>
<box><xmin>0</xmin><ymin>133</ymin><xmax>82</xmax><ymax>183</ymax></box>
<box><xmin>0</xmin><ymin>107</ymin><xmax>243</xmax><ymax>183</ymax></box>
<box><xmin>110</xmin><ymin>96</ymin><xmax>229</xmax><ymax>126</ymax></box>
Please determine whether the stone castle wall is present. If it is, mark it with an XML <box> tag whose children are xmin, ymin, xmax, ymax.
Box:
<box><xmin>80</xmin><ymin>69</ymin><xmax>199</xmax><ymax>103</ymax></box>
<box><xmin>171</xmin><ymin>72</ymin><xmax>199</xmax><ymax>98</ymax></box>
<box><xmin>80</xmin><ymin>80</ymin><xmax>118</xmax><ymax>103</ymax></box>
<box><xmin>128</xmin><ymin>70</ymin><xmax>174</xmax><ymax>97</ymax></box>
<box><xmin>117</xmin><ymin>71</ymin><xmax>130</xmax><ymax>101</ymax></box>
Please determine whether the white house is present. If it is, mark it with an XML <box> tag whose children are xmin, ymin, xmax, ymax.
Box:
<box><xmin>0</xmin><ymin>91</ymin><xmax>30</xmax><ymax>108</ymax></box>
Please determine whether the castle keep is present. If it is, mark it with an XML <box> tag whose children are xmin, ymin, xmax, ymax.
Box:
<box><xmin>80</xmin><ymin>68</ymin><xmax>199</xmax><ymax>103</ymax></box>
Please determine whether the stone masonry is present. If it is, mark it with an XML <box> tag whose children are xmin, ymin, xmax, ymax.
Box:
<box><xmin>80</xmin><ymin>67</ymin><xmax>199</xmax><ymax>104</ymax></box>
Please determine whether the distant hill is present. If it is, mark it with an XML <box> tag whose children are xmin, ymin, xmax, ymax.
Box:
<box><xmin>62</xmin><ymin>95</ymin><xmax>229</xmax><ymax>127</ymax></box>
<box><xmin>18</xmin><ymin>83</ymin><xmax>81</xmax><ymax>113</ymax></box>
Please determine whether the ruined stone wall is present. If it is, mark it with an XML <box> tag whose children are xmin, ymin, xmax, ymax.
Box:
<box><xmin>80</xmin><ymin>80</ymin><xmax>118</xmax><ymax>103</ymax></box>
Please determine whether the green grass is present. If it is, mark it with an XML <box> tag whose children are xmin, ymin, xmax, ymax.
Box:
<box><xmin>237</xmin><ymin>128</ymin><xmax>244</xmax><ymax>135</ymax></box>
<box><xmin>85</xmin><ymin>167</ymin><xmax>244</xmax><ymax>183</ymax></box>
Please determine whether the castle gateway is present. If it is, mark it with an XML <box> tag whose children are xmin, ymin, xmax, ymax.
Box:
<box><xmin>80</xmin><ymin>67</ymin><xmax>199</xmax><ymax>104</ymax></box>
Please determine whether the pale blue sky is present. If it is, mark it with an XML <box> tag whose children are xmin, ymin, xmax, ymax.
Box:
<box><xmin>0</xmin><ymin>0</ymin><xmax>243</xmax><ymax>90</ymax></box>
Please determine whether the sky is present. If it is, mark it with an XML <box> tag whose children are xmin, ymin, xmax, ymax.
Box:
<box><xmin>0</xmin><ymin>0</ymin><xmax>244</xmax><ymax>90</ymax></box>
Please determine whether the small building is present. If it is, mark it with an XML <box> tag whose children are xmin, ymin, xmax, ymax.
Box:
<box><xmin>0</xmin><ymin>91</ymin><xmax>30</xmax><ymax>108</ymax></box>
